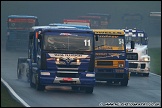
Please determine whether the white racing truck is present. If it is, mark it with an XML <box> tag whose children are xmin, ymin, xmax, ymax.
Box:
<box><xmin>123</xmin><ymin>28</ymin><xmax>150</xmax><ymax>77</ymax></box>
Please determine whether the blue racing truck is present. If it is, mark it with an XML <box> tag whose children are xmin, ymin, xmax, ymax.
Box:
<box><xmin>93</xmin><ymin>29</ymin><xmax>132</xmax><ymax>86</ymax></box>
<box><xmin>17</xmin><ymin>26</ymin><xmax>97</xmax><ymax>93</ymax></box>
<box><xmin>6</xmin><ymin>15</ymin><xmax>39</xmax><ymax>51</ymax></box>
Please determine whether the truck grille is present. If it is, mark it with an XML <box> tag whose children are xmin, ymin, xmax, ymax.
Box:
<box><xmin>56</xmin><ymin>73</ymin><xmax>80</xmax><ymax>78</ymax></box>
<box><xmin>97</xmin><ymin>61</ymin><xmax>113</xmax><ymax>66</ymax></box>
<box><xmin>96</xmin><ymin>69</ymin><xmax>113</xmax><ymax>73</ymax></box>
<box><xmin>129</xmin><ymin>63</ymin><xmax>138</xmax><ymax>68</ymax></box>
<box><xmin>96</xmin><ymin>73</ymin><xmax>114</xmax><ymax>79</ymax></box>
<box><xmin>141</xmin><ymin>64</ymin><xmax>146</xmax><ymax>69</ymax></box>
<box><xmin>96</xmin><ymin>73</ymin><xmax>124</xmax><ymax>79</ymax></box>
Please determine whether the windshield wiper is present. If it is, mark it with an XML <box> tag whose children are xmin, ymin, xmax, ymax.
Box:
<box><xmin>55</xmin><ymin>47</ymin><xmax>67</xmax><ymax>50</ymax></box>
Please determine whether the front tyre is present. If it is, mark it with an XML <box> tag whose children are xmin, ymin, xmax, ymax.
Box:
<box><xmin>121</xmin><ymin>78</ymin><xmax>128</xmax><ymax>86</ymax></box>
<box><xmin>71</xmin><ymin>86</ymin><xmax>79</xmax><ymax>91</ymax></box>
<box><xmin>29</xmin><ymin>72</ymin><xmax>35</xmax><ymax>88</ymax></box>
<box><xmin>85</xmin><ymin>87</ymin><xmax>94</xmax><ymax>94</ymax></box>
<box><xmin>143</xmin><ymin>73</ymin><xmax>149</xmax><ymax>77</ymax></box>
<box><xmin>35</xmin><ymin>74</ymin><xmax>45</xmax><ymax>91</ymax></box>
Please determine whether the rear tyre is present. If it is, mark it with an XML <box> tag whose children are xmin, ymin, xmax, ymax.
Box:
<box><xmin>17</xmin><ymin>63</ymin><xmax>22</xmax><ymax>79</ymax></box>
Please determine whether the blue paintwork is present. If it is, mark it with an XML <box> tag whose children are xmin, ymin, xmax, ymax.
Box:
<box><xmin>49</xmin><ymin>23</ymin><xmax>90</xmax><ymax>29</ymax></box>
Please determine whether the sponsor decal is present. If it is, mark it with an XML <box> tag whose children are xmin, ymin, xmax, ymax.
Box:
<box><xmin>48</xmin><ymin>53</ymin><xmax>89</xmax><ymax>59</ymax></box>
<box><xmin>95</xmin><ymin>53</ymin><xmax>124</xmax><ymax>58</ymax></box>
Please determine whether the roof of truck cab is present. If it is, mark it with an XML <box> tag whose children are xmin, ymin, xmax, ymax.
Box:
<box><xmin>30</xmin><ymin>26</ymin><xmax>93</xmax><ymax>33</ymax></box>
<box><xmin>122</xmin><ymin>28</ymin><xmax>146</xmax><ymax>33</ymax></box>
<box><xmin>92</xmin><ymin>29</ymin><xmax>125</xmax><ymax>35</ymax></box>
<box><xmin>49</xmin><ymin>23</ymin><xmax>90</xmax><ymax>29</ymax></box>
<box><xmin>31</xmin><ymin>26</ymin><xmax>79</xmax><ymax>31</ymax></box>
<box><xmin>8</xmin><ymin>15</ymin><xmax>38</xmax><ymax>19</ymax></box>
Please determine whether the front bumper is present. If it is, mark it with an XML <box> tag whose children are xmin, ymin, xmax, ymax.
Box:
<box><xmin>39</xmin><ymin>71</ymin><xmax>95</xmax><ymax>87</ymax></box>
<box><xmin>95</xmin><ymin>68</ymin><xmax>129</xmax><ymax>81</ymax></box>
<box><xmin>128</xmin><ymin>61</ymin><xmax>150</xmax><ymax>73</ymax></box>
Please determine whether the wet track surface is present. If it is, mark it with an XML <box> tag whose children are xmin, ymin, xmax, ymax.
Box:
<box><xmin>1</xmin><ymin>36</ymin><xmax>161</xmax><ymax>107</ymax></box>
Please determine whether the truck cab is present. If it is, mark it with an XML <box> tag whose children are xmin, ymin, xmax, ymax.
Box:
<box><xmin>93</xmin><ymin>29</ymin><xmax>129</xmax><ymax>86</ymax></box>
<box><xmin>123</xmin><ymin>28</ymin><xmax>150</xmax><ymax>77</ymax></box>
<box><xmin>17</xmin><ymin>26</ymin><xmax>96</xmax><ymax>93</ymax></box>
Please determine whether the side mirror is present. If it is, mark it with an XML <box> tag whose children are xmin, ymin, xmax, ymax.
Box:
<box><xmin>131</xmin><ymin>41</ymin><xmax>135</xmax><ymax>49</ymax></box>
<box><xmin>38</xmin><ymin>34</ymin><xmax>42</xmax><ymax>39</ymax></box>
<box><xmin>95</xmin><ymin>35</ymin><xmax>98</xmax><ymax>41</ymax></box>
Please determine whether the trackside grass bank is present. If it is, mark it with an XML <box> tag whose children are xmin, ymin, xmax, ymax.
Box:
<box><xmin>1</xmin><ymin>82</ymin><xmax>24</xmax><ymax>107</ymax></box>
<box><xmin>148</xmin><ymin>48</ymin><xmax>161</xmax><ymax>76</ymax></box>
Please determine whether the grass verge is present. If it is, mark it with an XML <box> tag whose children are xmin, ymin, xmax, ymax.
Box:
<box><xmin>148</xmin><ymin>48</ymin><xmax>161</xmax><ymax>75</ymax></box>
<box><xmin>1</xmin><ymin>82</ymin><xmax>24</xmax><ymax>107</ymax></box>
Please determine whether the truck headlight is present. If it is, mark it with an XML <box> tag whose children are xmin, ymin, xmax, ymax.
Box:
<box><xmin>86</xmin><ymin>73</ymin><xmax>95</xmax><ymax>77</ymax></box>
<box><xmin>41</xmin><ymin>72</ymin><xmax>50</xmax><ymax>75</ymax></box>
<box><xmin>143</xmin><ymin>57</ymin><xmax>149</xmax><ymax>61</ymax></box>
<box><xmin>118</xmin><ymin>63</ymin><xmax>124</xmax><ymax>68</ymax></box>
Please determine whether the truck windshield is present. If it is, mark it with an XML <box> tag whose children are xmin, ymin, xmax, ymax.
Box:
<box><xmin>95</xmin><ymin>35</ymin><xmax>125</xmax><ymax>50</ymax></box>
<box><xmin>43</xmin><ymin>34</ymin><xmax>93</xmax><ymax>51</ymax></box>
<box><xmin>8</xmin><ymin>18</ymin><xmax>36</xmax><ymax>29</ymax></box>
<box><xmin>125</xmin><ymin>36</ymin><xmax>147</xmax><ymax>45</ymax></box>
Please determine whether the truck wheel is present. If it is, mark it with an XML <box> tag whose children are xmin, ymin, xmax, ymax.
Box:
<box><xmin>36</xmin><ymin>83</ymin><xmax>45</xmax><ymax>91</ymax></box>
<box><xmin>121</xmin><ymin>79</ymin><xmax>128</xmax><ymax>86</ymax></box>
<box><xmin>17</xmin><ymin>63</ymin><xmax>22</xmax><ymax>79</ymax></box>
<box><xmin>35</xmin><ymin>74</ymin><xmax>45</xmax><ymax>91</ymax></box>
<box><xmin>29</xmin><ymin>73</ymin><xmax>35</xmax><ymax>88</ymax></box>
<box><xmin>25</xmin><ymin>65</ymin><xmax>30</xmax><ymax>82</ymax></box>
<box><xmin>30</xmin><ymin>81</ymin><xmax>35</xmax><ymax>88</ymax></box>
<box><xmin>85</xmin><ymin>87</ymin><xmax>94</xmax><ymax>94</ymax></box>
<box><xmin>143</xmin><ymin>73</ymin><xmax>149</xmax><ymax>77</ymax></box>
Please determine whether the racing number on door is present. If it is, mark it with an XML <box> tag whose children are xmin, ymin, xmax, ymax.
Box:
<box><xmin>119</xmin><ymin>39</ymin><xmax>124</xmax><ymax>44</ymax></box>
<box><xmin>84</xmin><ymin>39</ymin><xmax>91</xmax><ymax>46</ymax></box>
